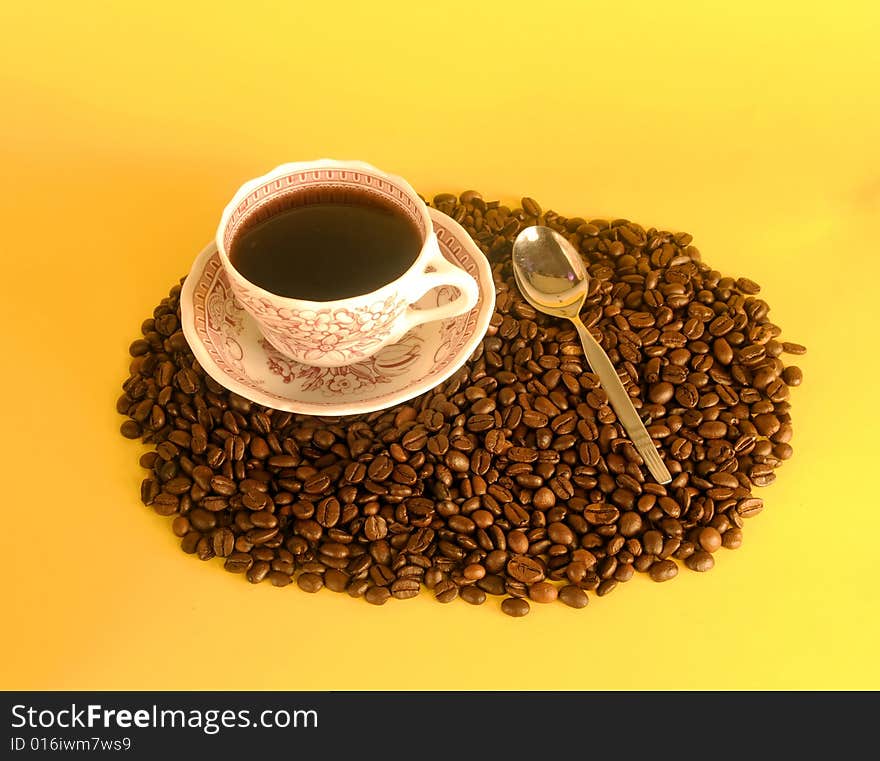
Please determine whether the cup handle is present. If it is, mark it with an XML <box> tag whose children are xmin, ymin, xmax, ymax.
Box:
<box><xmin>396</xmin><ymin>233</ymin><xmax>480</xmax><ymax>334</ymax></box>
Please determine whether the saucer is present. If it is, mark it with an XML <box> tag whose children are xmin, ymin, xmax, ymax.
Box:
<box><xmin>180</xmin><ymin>208</ymin><xmax>495</xmax><ymax>416</ymax></box>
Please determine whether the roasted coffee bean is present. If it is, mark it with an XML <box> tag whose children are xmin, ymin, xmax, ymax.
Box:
<box><xmin>501</xmin><ymin>597</ymin><xmax>530</xmax><ymax>617</ymax></box>
<box><xmin>247</xmin><ymin>561</ymin><xmax>270</xmax><ymax>584</ymax></box>
<box><xmin>364</xmin><ymin>585</ymin><xmax>391</xmax><ymax>605</ymax></box>
<box><xmin>583</xmin><ymin>504</ymin><xmax>619</xmax><ymax>524</ymax></box>
<box><xmin>402</xmin><ymin>429</ymin><xmax>428</xmax><ymax>451</ymax></box>
<box><xmin>558</xmin><ymin>585</ymin><xmax>588</xmax><ymax>609</ymax></box>
<box><xmin>685</xmin><ymin>551</ymin><xmax>715</xmax><ymax>572</ymax></box>
<box><xmin>129</xmin><ymin>338</ymin><xmax>151</xmax><ymax>356</ymax></box>
<box><xmin>709</xmin><ymin>315</ymin><xmax>734</xmax><ymax>336</ymax></box>
<box><xmin>251</xmin><ymin>511</ymin><xmax>277</xmax><ymax>529</ymax></box>
<box><xmin>320</xmin><ymin>542</ymin><xmax>350</xmax><ymax>559</ymax></box>
<box><xmin>224</xmin><ymin>553</ymin><xmax>253</xmax><ymax>573</ymax></box>
<box><xmin>640</xmin><ymin>531</ymin><xmax>663</xmax><ymax>558</ymax></box>
<box><xmin>565</xmin><ymin>562</ymin><xmax>587</xmax><ymax>583</ymax></box>
<box><xmin>171</xmin><ymin>516</ymin><xmax>190</xmax><ymax>537</ymax></box>
<box><xmin>521</xmin><ymin>409</ymin><xmax>548</xmax><ymax>428</ymax></box>
<box><xmin>698</xmin><ymin>421</ymin><xmax>727</xmax><ymax>439</ymax></box>
<box><xmin>467</xmin><ymin>414</ymin><xmax>496</xmax><ymax>432</ymax></box>
<box><xmin>460</xmin><ymin>585</ymin><xmax>487</xmax><ymax>605</ymax></box>
<box><xmin>547</xmin><ymin>521</ymin><xmax>574</xmax><ymax>545</ymax></box>
<box><xmin>196</xmin><ymin>537</ymin><xmax>215</xmax><ymax>561</ymax></box>
<box><xmin>347</xmin><ymin>578</ymin><xmax>370</xmax><ymax>598</ymax></box>
<box><xmin>485</xmin><ymin>429</ymin><xmax>507</xmax><ymax>453</ymax></box>
<box><xmin>736</xmin><ymin>497</ymin><xmax>764</xmax><ymax>518</ymax></box>
<box><xmin>445</xmin><ymin>450</ymin><xmax>470</xmax><ymax>472</ymax></box>
<box><xmin>522</xmin><ymin>197</ymin><xmax>541</xmax><ymax>217</ymax></box>
<box><xmin>482</xmin><ymin>549</ymin><xmax>506</xmax><ymax>572</ymax></box>
<box><xmin>477</xmin><ymin>574</ymin><xmax>506</xmax><ymax>595</ymax></box>
<box><xmin>211</xmin><ymin>528</ymin><xmax>235</xmax><ymax>557</ymax></box>
<box><xmin>370</xmin><ymin>564</ymin><xmax>395</xmax><ymax>586</ymax></box>
<box><xmin>749</xmin><ymin>464</ymin><xmax>776</xmax><ymax>486</ymax></box>
<box><xmin>675</xmin><ymin>383</ymin><xmax>699</xmax><ymax>408</ymax></box>
<box><xmin>649</xmin><ymin>382</ymin><xmax>674</xmax><ymax>404</ymax></box>
<box><xmin>648</xmin><ymin>559</ymin><xmax>678</xmax><ymax>582</ymax></box>
<box><xmin>324</xmin><ymin>569</ymin><xmax>350</xmax><ymax>592</ymax></box>
<box><xmin>507</xmin><ymin>530</ymin><xmax>529</xmax><ymax>555</ymax></box>
<box><xmin>713</xmin><ymin>337</ymin><xmax>733</xmax><ymax>365</ymax></box>
<box><xmin>698</xmin><ymin>527</ymin><xmax>723</xmax><ymax>553</ymax></box>
<box><xmin>393</xmin><ymin>463</ymin><xmax>418</xmax><ymax>485</ymax></box>
<box><xmin>533</xmin><ymin>487</ymin><xmax>556</xmax><ymax>510</ymax></box>
<box><xmin>618</xmin><ymin>512</ymin><xmax>643</xmax><ymax>537</ymax></box>
<box><xmin>140</xmin><ymin>478</ymin><xmax>160</xmax><ymax>505</ymax></box>
<box><xmin>722</xmin><ymin>528</ymin><xmax>744</xmax><ymax>549</ymax></box>
<box><xmin>508</xmin><ymin>446</ymin><xmax>537</xmax><ymax>463</ymax></box>
<box><xmin>180</xmin><ymin>532</ymin><xmax>200</xmax><ymax>554</ymax></box>
<box><xmin>268</xmin><ymin>455</ymin><xmax>298</xmax><ymax>468</ymax></box>
<box><xmin>120</xmin><ymin>420</ymin><xmax>142</xmax><ymax>439</ymax></box>
<box><xmin>316</xmin><ymin>497</ymin><xmax>341</xmax><ymax>528</ymax></box>
<box><xmin>754</xmin><ymin>413</ymin><xmax>781</xmax><ymax>437</ymax></box>
<box><xmin>210</xmin><ymin>475</ymin><xmax>236</xmax><ymax>495</ymax></box>
<box><xmin>424</xmin><ymin>568</ymin><xmax>447</xmax><ymax>592</ymax></box>
<box><xmin>267</xmin><ymin>571</ymin><xmax>291</xmax><ymax>587</ymax></box>
<box><xmin>507</xmin><ymin>555</ymin><xmax>545</xmax><ymax>584</ymax></box>
<box><xmin>407</xmin><ymin>527</ymin><xmax>434</xmax><ymax>553</ymax></box>
<box><xmin>391</xmin><ymin>578</ymin><xmax>421</xmax><ymax>599</ymax></box>
<box><xmin>367</xmin><ymin>455</ymin><xmax>393</xmax><ymax>481</ymax></box>
<box><xmin>304</xmin><ymin>474</ymin><xmax>331</xmax><ymax>494</ymax></box>
<box><xmin>503</xmin><ymin>503</ymin><xmax>530</xmax><ymax>526</ymax></box>
<box><xmin>528</xmin><ymin>581</ymin><xmax>558</xmax><ymax>603</ymax></box>
<box><xmin>434</xmin><ymin>579</ymin><xmax>458</xmax><ymax>603</ymax></box>
<box><xmin>363</xmin><ymin>515</ymin><xmax>388</xmax><ymax>541</ymax></box>
<box><xmin>343</xmin><ymin>461</ymin><xmax>366</xmax><ymax>483</ymax></box>
<box><xmin>448</xmin><ymin>515</ymin><xmax>476</xmax><ymax>534</ymax></box>
<box><xmin>188</xmin><ymin>507</ymin><xmax>215</xmax><ymax>532</ymax></box>
<box><xmin>247</xmin><ymin>527</ymin><xmax>278</xmax><ymax>545</ymax></box>
<box><xmin>735</xmin><ymin>277</ymin><xmax>761</xmax><ymax>294</ymax></box>
<box><xmin>464</xmin><ymin>563</ymin><xmax>486</xmax><ymax>580</ymax></box>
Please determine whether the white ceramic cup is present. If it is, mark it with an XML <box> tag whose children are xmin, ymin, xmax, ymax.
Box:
<box><xmin>216</xmin><ymin>160</ymin><xmax>480</xmax><ymax>368</ymax></box>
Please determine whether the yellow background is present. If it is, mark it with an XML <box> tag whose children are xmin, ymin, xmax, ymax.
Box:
<box><xmin>2</xmin><ymin>0</ymin><xmax>878</xmax><ymax>691</ymax></box>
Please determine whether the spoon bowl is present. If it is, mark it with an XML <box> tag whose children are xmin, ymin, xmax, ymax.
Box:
<box><xmin>512</xmin><ymin>226</ymin><xmax>588</xmax><ymax>319</ymax></box>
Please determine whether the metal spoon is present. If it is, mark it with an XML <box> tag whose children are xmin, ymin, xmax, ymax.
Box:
<box><xmin>512</xmin><ymin>225</ymin><xmax>671</xmax><ymax>484</ymax></box>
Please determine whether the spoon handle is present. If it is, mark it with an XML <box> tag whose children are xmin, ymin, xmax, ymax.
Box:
<box><xmin>572</xmin><ymin>318</ymin><xmax>672</xmax><ymax>484</ymax></box>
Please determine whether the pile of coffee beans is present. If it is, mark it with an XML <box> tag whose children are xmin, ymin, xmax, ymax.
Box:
<box><xmin>118</xmin><ymin>192</ymin><xmax>805</xmax><ymax>617</ymax></box>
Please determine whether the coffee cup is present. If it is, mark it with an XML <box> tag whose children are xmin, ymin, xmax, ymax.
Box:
<box><xmin>215</xmin><ymin>159</ymin><xmax>480</xmax><ymax>368</ymax></box>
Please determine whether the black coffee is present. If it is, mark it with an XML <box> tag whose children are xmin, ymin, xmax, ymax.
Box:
<box><xmin>229</xmin><ymin>200</ymin><xmax>422</xmax><ymax>301</ymax></box>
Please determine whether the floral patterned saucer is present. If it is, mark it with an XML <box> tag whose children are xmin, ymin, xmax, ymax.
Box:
<box><xmin>180</xmin><ymin>209</ymin><xmax>495</xmax><ymax>415</ymax></box>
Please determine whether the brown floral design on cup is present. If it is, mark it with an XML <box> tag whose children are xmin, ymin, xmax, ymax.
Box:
<box><xmin>215</xmin><ymin>160</ymin><xmax>480</xmax><ymax>367</ymax></box>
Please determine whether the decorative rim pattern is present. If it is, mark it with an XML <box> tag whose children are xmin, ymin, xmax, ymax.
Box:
<box><xmin>223</xmin><ymin>171</ymin><xmax>427</xmax><ymax>254</ymax></box>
